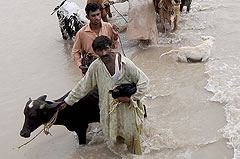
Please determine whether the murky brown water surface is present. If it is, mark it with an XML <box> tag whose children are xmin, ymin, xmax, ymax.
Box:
<box><xmin>0</xmin><ymin>0</ymin><xmax>239</xmax><ymax>158</ymax></box>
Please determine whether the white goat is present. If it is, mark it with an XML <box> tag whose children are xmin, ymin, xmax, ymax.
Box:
<box><xmin>160</xmin><ymin>36</ymin><xmax>215</xmax><ymax>62</ymax></box>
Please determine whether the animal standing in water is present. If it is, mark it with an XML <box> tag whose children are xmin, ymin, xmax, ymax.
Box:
<box><xmin>52</xmin><ymin>0</ymin><xmax>89</xmax><ymax>40</ymax></box>
<box><xmin>160</xmin><ymin>36</ymin><xmax>215</xmax><ymax>62</ymax></box>
<box><xmin>20</xmin><ymin>88</ymin><xmax>99</xmax><ymax>144</ymax></box>
<box><xmin>154</xmin><ymin>0</ymin><xmax>181</xmax><ymax>32</ymax></box>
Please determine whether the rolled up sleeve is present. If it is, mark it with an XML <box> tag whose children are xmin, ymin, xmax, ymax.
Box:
<box><xmin>130</xmin><ymin>65</ymin><xmax>149</xmax><ymax>102</ymax></box>
<box><xmin>72</xmin><ymin>31</ymin><xmax>82</xmax><ymax>67</ymax></box>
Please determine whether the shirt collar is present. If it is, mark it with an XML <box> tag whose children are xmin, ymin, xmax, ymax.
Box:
<box><xmin>118</xmin><ymin>52</ymin><xmax>126</xmax><ymax>64</ymax></box>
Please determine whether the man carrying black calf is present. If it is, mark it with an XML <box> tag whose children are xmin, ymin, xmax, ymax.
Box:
<box><xmin>60</xmin><ymin>36</ymin><xmax>149</xmax><ymax>155</ymax></box>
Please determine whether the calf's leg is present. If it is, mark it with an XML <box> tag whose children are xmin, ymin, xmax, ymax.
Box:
<box><xmin>187</xmin><ymin>4</ymin><xmax>191</xmax><ymax>12</ymax></box>
<box><xmin>180</xmin><ymin>5</ymin><xmax>183</xmax><ymax>12</ymax></box>
<box><xmin>105</xmin><ymin>7</ymin><xmax>112</xmax><ymax>18</ymax></box>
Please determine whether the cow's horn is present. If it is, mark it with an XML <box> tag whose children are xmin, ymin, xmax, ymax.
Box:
<box><xmin>37</xmin><ymin>95</ymin><xmax>47</xmax><ymax>101</ymax></box>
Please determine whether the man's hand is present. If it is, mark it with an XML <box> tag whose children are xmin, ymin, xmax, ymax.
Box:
<box><xmin>79</xmin><ymin>65</ymin><xmax>88</xmax><ymax>74</ymax></box>
<box><xmin>117</xmin><ymin>96</ymin><xmax>130</xmax><ymax>103</ymax></box>
<box><xmin>108</xmin><ymin>0</ymin><xmax>114</xmax><ymax>5</ymax></box>
<box><xmin>58</xmin><ymin>102</ymin><xmax>67</xmax><ymax>111</ymax></box>
<box><xmin>112</xmin><ymin>24</ymin><xmax>119</xmax><ymax>40</ymax></box>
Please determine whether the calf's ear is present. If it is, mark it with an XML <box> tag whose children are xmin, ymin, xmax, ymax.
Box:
<box><xmin>37</xmin><ymin>95</ymin><xmax>47</xmax><ymax>101</ymax></box>
<box><xmin>46</xmin><ymin>102</ymin><xmax>63</xmax><ymax>110</ymax></box>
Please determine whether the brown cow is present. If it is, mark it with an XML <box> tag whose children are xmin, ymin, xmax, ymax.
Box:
<box><xmin>87</xmin><ymin>0</ymin><xmax>112</xmax><ymax>22</ymax></box>
<box><xmin>153</xmin><ymin>0</ymin><xmax>181</xmax><ymax>32</ymax></box>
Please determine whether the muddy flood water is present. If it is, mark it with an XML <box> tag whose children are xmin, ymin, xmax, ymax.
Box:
<box><xmin>0</xmin><ymin>0</ymin><xmax>239</xmax><ymax>158</ymax></box>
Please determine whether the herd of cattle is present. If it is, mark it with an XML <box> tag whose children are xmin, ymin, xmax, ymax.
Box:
<box><xmin>51</xmin><ymin>0</ymin><xmax>192</xmax><ymax>40</ymax></box>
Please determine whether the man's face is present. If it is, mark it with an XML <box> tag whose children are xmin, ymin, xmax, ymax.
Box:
<box><xmin>95</xmin><ymin>46</ymin><xmax>112</xmax><ymax>60</ymax></box>
<box><xmin>87</xmin><ymin>9</ymin><xmax>101</xmax><ymax>25</ymax></box>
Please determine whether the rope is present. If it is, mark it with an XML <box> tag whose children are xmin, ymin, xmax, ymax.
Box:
<box><xmin>51</xmin><ymin>0</ymin><xmax>67</xmax><ymax>15</ymax></box>
<box><xmin>43</xmin><ymin>110</ymin><xmax>59</xmax><ymax>135</ymax></box>
<box><xmin>17</xmin><ymin>128</ymin><xmax>45</xmax><ymax>149</ymax></box>
<box><xmin>17</xmin><ymin>110</ymin><xmax>59</xmax><ymax>149</ymax></box>
<box><xmin>112</xmin><ymin>4</ymin><xmax>128</xmax><ymax>23</ymax></box>
<box><xmin>118</xmin><ymin>36</ymin><xmax>126</xmax><ymax>57</ymax></box>
<box><xmin>109</xmin><ymin>99</ymin><xmax>121</xmax><ymax>114</ymax></box>
<box><xmin>111</xmin><ymin>4</ymin><xmax>127</xmax><ymax>57</ymax></box>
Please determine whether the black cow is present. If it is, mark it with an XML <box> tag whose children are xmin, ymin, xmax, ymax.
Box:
<box><xmin>20</xmin><ymin>87</ymin><xmax>99</xmax><ymax>144</ymax></box>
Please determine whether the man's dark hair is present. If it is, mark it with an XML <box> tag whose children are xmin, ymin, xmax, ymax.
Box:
<box><xmin>92</xmin><ymin>36</ymin><xmax>113</xmax><ymax>51</ymax></box>
<box><xmin>85</xmin><ymin>3</ymin><xmax>100</xmax><ymax>16</ymax></box>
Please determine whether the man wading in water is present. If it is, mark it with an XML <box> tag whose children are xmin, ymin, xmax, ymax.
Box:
<box><xmin>72</xmin><ymin>2</ymin><xmax>119</xmax><ymax>75</ymax></box>
<box><xmin>59</xmin><ymin>36</ymin><xmax>149</xmax><ymax>155</ymax></box>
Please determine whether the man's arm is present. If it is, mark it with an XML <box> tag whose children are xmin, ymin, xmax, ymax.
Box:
<box><xmin>116</xmin><ymin>62</ymin><xmax>149</xmax><ymax>115</ymax></box>
<box><xmin>125</xmin><ymin>58</ymin><xmax>149</xmax><ymax>102</ymax></box>
<box><xmin>64</xmin><ymin>64</ymin><xmax>97</xmax><ymax>106</ymax></box>
<box><xmin>110</xmin><ymin>24</ymin><xmax>119</xmax><ymax>49</ymax></box>
<box><xmin>131</xmin><ymin>69</ymin><xmax>149</xmax><ymax>101</ymax></box>
<box><xmin>72</xmin><ymin>31</ymin><xmax>82</xmax><ymax>67</ymax></box>
<box><xmin>72</xmin><ymin>31</ymin><xmax>89</xmax><ymax>74</ymax></box>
